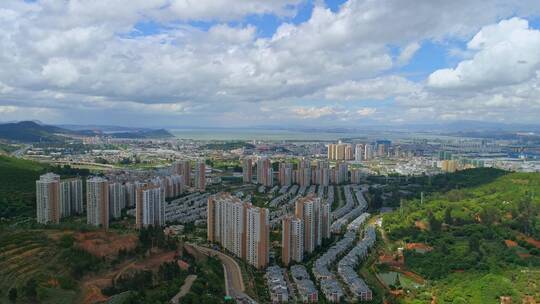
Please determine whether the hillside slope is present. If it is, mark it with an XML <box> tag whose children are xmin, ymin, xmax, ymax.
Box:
<box><xmin>0</xmin><ymin>156</ymin><xmax>49</xmax><ymax>219</ymax></box>
<box><xmin>0</xmin><ymin>121</ymin><xmax>69</xmax><ymax>142</ymax></box>
<box><xmin>382</xmin><ymin>172</ymin><xmax>540</xmax><ymax>303</ymax></box>
<box><xmin>0</xmin><ymin>121</ymin><xmax>174</xmax><ymax>142</ymax></box>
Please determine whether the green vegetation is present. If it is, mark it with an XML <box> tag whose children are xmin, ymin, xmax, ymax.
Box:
<box><xmin>177</xmin><ymin>256</ymin><xmax>226</xmax><ymax>304</ymax></box>
<box><xmin>0</xmin><ymin>230</ymin><xmax>104</xmax><ymax>304</ymax></box>
<box><xmin>0</xmin><ymin>155</ymin><xmax>90</xmax><ymax>220</ymax></box>
<box><xmin>0</xmin><ymin>143</ymin><xmax>20</xmax><ymax>154</ymax></box>
<box><xmin>0</xmin><ymin>156</ymin><xmax>49</xmax><ymax>219</ymax></box>
<box><xmin>203</xmin><ymin>141</ymin><xmax>254</xmax><ymax>151</ymax></box>
<box><xmin>206</xmin><ymin>159</ymin><xmax>242</xmax><ymax>172</ymax></box>
<box><xmin>382</xmin><ymin>170</ymin><xmax>540</xmax><ymax>302</ymax></box>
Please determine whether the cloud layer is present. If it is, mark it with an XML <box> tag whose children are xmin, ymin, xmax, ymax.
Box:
<box><xmin>0</xmin><ymin>0</ymin><xmax>539</xmax><ymax>126</ymax></box>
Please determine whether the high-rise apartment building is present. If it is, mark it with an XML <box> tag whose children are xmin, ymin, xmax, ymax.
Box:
<box><xmin>256</xmin><ymin>157</ymin><xmax>273</xmax><ymax>187</ymax></box>
<box><xmin>338</xmin><ymin>162</ymin><xmax>349</xmax><ymax>184</ymax></box>
<box><xmin>355</xmin><ymin>144</ymin><xmax>364</xmax><ymax>161</ymax></box>
<box><xmin>282</xmin><ymin>215</ymin><xmax>304</xmax><ymax>265</ymax></box>
<box><xmin>207</xmin><ymin>193</ymin><xmax>269</xmax><ymax>269</ymax></box>
<box><xmin>246</xmin><ymin>206</ymin><xmax>269</xmax><ymax>269</ymax></box>
<box><xmin>296</xmin><ymin>159</ymin><xmax>312</xmax><ymax>187</ymax></box>
<box><xmin>173</xmin><ymin>160</ymin><xmax>191</xmax><ymax>186</ymax></box>
<box><xmin>295</xmin><ymin>196</ymin><xmax>320</xmax><ymax>253</ymax></box>
<box><xmin>327</xmin><ymin>144</ymin><xmax>336</xmax><ymax>160</ymax></box>
<box><xmin>86</xmin><ymin>177</ymin><xmax>109</xmax><ymax>229</ymax></box>
<box><xmin>350</xmin><ymin>169</ymin><xmax>363</xmax><ymax>184</ymax></box>
<box><xmin>364</xmin><ymin>144</ymin><xmax>373</xmax><ymax>160</ymax></box>
<box><xmin>60</xmin><ymin>180</ymin><xmax>71</xmax><ymax>218</ymax></box>
<box><xmin>136</xmin><ymin>185</ymin><xmax>165</xmax><ymax>229</ymax></box>
<box><xmin>194</xmin><ymin>161</ymin><xmax>206</xmax><ymax>191</ymax></box>
<box><xmin>67</xmin><ymin>178</ymin><xmax>84</xmax><ymax>214</ymax></box>
<box><xmin>314</xmin><ymin>161</ymin><xmax>329</xmax><ymax>186</ymax></box>
<box><xmin>283</xmin><ymin>195</ymin><xmax>330</xmax><ymax>263</ymax></box>
<box><xmin>36</xmin><ymin>173</ymin><xmax>61</xmax><ymax>224</ymax></box>
<box><xmin>345</xmin><ymin>144</ymin><xmax>354</xmax><ymax>160</ymax></box>
<box><xmin>328</xmin><ymin>143</ymin><xmax>353</xmax><ymax>161</ymax></box>
<box><xmin>242</xmin><ymin>158</ymin><xmax>253</xmax><ymax>184</ymax></box>
<box><xmin>278</xmin><ymin>162</ymin><xmax>293</xmax><ymax>186</ymax></box>
<box><xmin>58</xmin><ymin>178</ymin><xmax>84</xmax><ymax>218</ymax></box>
<box><xmin>109</xmin><ymin>182</ymin><xmax>125</xmax><ymax>219</ymax></box>
<box><xmin>124</xmin><ymin>182</ymin><xmax>137</xmax><ymax>207</ymax></box>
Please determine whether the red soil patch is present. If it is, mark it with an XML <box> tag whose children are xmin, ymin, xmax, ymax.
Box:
<box><xmin>504</xmin><ymin>239</ymin><xmax>518</xmax><ymax>248</ymax></box>
<box><xmin>74</xmin><ymin>231</ymin><xmax>138</xmax><ymax>259</ymax></box>
<box><xmin>82</xmin><ymin>285</ymin><xmax>108</xmax><ymax>304</ymax></box>
<box><xmin>519</xmin><ymin>235</ymin><xmax>540</xmax><ymax>249</ymax></box>
<box><xmin>414</xmin><ymin>221</ymin><xmax>428</xmax><ymax>230</ymax></box>
<box><xmin>405</xmin><ymin>243</ymin><xmax>433</xmax><ymax>252</ymax></box>
<box><xmin>81</xmin><ymin>250</ymin><xmax>176</xmax><ymax>304</ymax></box>
<box><xmin>46</xmin><ymin>278</ymin><xmax>59</xmax><ymax>288</ymax></box>
<box><xmin>114</xmin><ymin>251</ymin><xmax>177</xmax><ymax>284</ymax></box>
<box><xmin>518</xmin><ymin>253</ymin><xmax>532</xmax><ymax>259</ymax></box>
<box><xmin>379</xmin><ymin>254</ymin><xmax>404</xmax><ymax>266</ymax></box>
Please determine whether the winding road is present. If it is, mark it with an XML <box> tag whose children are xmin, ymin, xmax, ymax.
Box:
<box><xmin>189</xmin><ymin>244</ymin><xmax>256</xmax><ymax>303</ymax></box>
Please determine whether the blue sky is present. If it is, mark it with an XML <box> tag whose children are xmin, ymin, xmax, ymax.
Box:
<box><xmin>1</xmin><ymin>0</ymin><xmax>540</xmax><ymax>127</ymax></box>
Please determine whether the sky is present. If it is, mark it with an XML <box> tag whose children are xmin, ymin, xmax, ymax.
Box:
<box><xmin>1</xmin><ymin>0</ymin><xmax>540</xmax><ymax>128</ymax></box>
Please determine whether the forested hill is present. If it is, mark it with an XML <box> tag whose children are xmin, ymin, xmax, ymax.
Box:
<box><xmin>0</xmin><ymin>156</ymin><xmax>89</xmax><ymax>219</ymax></box>
<box><xmin>382</xmin><ymin>170</ymin><xmax>540</xmax><ymax>302</ymax></box>
<box><xmin>0</xmin><ymin>121</ymin><xmax>174</xmax><ymax>142</ymax></box>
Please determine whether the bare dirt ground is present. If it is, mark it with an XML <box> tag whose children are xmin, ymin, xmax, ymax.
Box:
<box><xmin>519</xmin><ymin>234</ymin><xmax>540</xmax><ymax>249</ymax></box>
<box><xmin>74</xmin><ymin>231</ymin><xmax>138</xmax><ymax>258</ymax></box>
<box><xmin>79</xmin><ymin>250</ymin><xmax>177</xmax><ymax>304</ymax></box>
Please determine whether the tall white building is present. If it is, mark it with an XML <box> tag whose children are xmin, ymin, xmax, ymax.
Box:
<box><xmin>60</xmin><ymin>180</ymin><xmax>71</xmax><ymax>217</ymax></box>
<box><xmin>355</xmin><ymin>144</ymin><xmax>364</xmax><ymax>161</ymax></box>
<box><xmin>109</xmin><ymin>182</ymin><xmax>125</xmax><ymax>219</ymax></box>
<box><xmin>36</xmin><ymin>173</ymin><xmax>61</xmax><ymax>224</ymax></box>
<box><xmin>136</xmin><ymin>185</ymin><xmax>165</xmax><ymax>229</ymax></box>
<box><xmin>364</xmin><ymin>144</ymin><xmax>374</xmax><ymax>160</ymax></box>
<box><xmin>86</xmin><ymin>177</ymin><xmax>109</xmax><ymax>229</ymax></box>
<box><xmin>208</xmin><ymin>193</ymin><xmax>269</xmax><ymax>269</ymax></box>
<box><xmin>68</xmin><ymin>178</ymin><xmax>84</xmax><ymax>214</ymax></box>
<box><xmin>297</xmin><ymin>195</ymin><xmax>331</xmax><ymax>253</ymax></box>
<box><xmin>246</xmin><ymin>206</ymin><xmax>269</xmax><ymax>269</ymax></box>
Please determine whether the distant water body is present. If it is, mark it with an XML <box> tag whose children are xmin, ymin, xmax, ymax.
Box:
<box><xmin>170</xmin><ymin>128</ymin><xmax>366</xmax><ymax>141</ymax></box>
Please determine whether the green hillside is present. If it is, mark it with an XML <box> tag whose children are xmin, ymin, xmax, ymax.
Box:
<box><xmin>382</xmin><ymin>171</ymin><xmax>540</xmax><ymax>303</ymax></box>
<box><xmin>0</xmin><ymin>156</ymin><xmax>49</xmax><ymax>219</ymax></box>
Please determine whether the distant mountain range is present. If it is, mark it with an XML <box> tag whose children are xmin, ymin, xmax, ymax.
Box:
<box><xmin>0</xmin><ymin>121</ymin><xmax>174</xmax><ymax>142</ymax></box>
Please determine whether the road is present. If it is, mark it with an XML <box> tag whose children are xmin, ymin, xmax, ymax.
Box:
<box><xmin>170</xmin><ymin>274</ymin><xmax>197</xmax><ymax>304</ymax></box>
<box><xmin>11</xmin><ymin>144</ymin><xmax>31</xmax><ymax>157</ymax></box>
<box><xmin>191</xmin><ymin>244</ymin><xmax>245</xmax><ymax>295</ymax></box>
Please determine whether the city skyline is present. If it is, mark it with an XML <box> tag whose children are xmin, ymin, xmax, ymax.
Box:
<box><xmin>0</xmin><ymin>1</ymin><xmax>540</xmax><ymax>127</ymax></box>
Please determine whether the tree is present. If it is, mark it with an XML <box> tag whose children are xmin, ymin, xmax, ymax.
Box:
<box><xmin>8</xmin><ymin>288</ymin><xmax>17</xmax><ymax>302</ymax></box>
<box><xmin>444</xmin><ymin>207</ymin><xmax>453</xmax><ymax>225</ymax></box>
<box><xmin>23</xmin><ymin>278</ymin><xmax>37</xmax><ymax>300</ymax></box>
<box><xmin>479</xmin><ymin>205</ymin><xmax>499</xmax><ymax>226</ymax></box>
<box><xmin>428</xmin><ymin>212</ymin><xmax>441</xmax><ymax>232</ymax></box>
<box><xmin>393</xmin><ymin>273</ymin><xmax>402</xmax><ymax>289</ymax></box>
